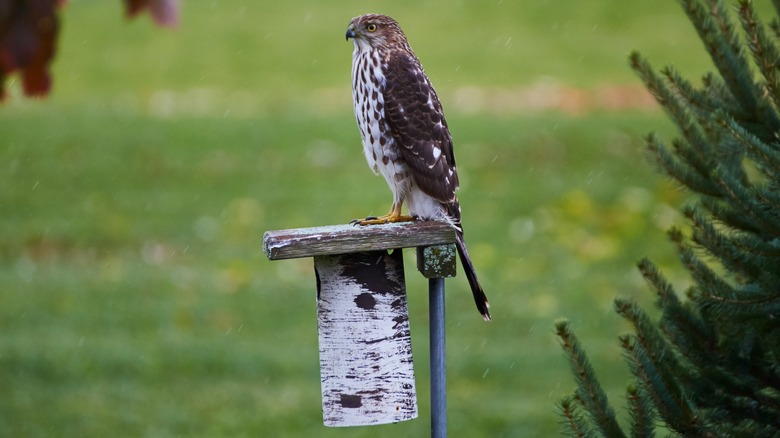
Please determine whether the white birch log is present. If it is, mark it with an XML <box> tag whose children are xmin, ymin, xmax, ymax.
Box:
<box><xmin>314</xmin><ymin>249</ymin><xmax>418</xmax><ymax>427</ymax></box>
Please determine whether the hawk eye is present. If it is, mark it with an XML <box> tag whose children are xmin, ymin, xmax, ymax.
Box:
<box><xmin>366</xmin><ymin>23</ymin><xmax>377</xmax><ymax>32</ymax></box>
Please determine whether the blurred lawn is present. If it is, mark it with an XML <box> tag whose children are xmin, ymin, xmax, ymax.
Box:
<box><xmin>0</xmin><ymin>0</ymin><xmax>725</xmax><ymax>436</ymax></box>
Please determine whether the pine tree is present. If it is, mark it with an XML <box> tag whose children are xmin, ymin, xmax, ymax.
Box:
<box><xmin>557</xmin><ymin>1</ymin><xmax>780</xmax><ymax>436</ymax></box>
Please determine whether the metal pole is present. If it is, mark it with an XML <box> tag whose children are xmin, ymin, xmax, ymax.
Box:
<box><xmin>429</xmin><ymin>277</ymin><xmax>446</xmax><ymax>438</ymax></box>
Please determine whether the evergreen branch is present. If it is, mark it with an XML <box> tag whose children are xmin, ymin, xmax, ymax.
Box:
<box><xmin>700</xmin><ymin>196</ymin><xmax>761</xmax><ymax>234</ymax></box>
<box><xmin>726</xmin><ymin>389</ymin><xmax>780</xmax><ymax>426</ymax></box>
<box><xmin>658</xmin><ymin>301</ymin><xmax>716</xmax><ymax>366</ymax></box>
<box><xmin>709</xmin><ymin>0</ymin><xmax>780</xmax><ymax>137</ymax></box>
<box><xmin>670</xmin><ymin>138</ymin><xmax>721</xmax><ymax>190</ymax></box>
<box><xmin>656</xmin><ymin>306</ymin><xmax>780</xmax><ymax>428</ymax></box>
<box><xmin>665</xmin><ymin>227</ymin><xmax>780</xmax><ymax>320</ymax></box>
<box><xmin>662</xmin><ymin>67</ymin><xmax>720</xmax><ymax>122</ymax></box>
<box><xmin>651</xmin><ymin>310</ymin><xmax>780</xmax><ymax>434</ymax></box>
<box><xmin>627</xmin><ymin>384</ymin><xmax>656</xmax><ymax>438</ymax></box>
<box><xmin>712</xmin><ymin>0</ymin><xmax>780</xmax><ymax>132</ymax></box>
<box><xmin>690</xmin><ymin>0</ymin><xmax>780</xmax><ymax>136</ymax></box>
<box><xmin>645</xmin><ymin>135</ymin><xmax>720</xmax><ymax>196</ymax></box>
<box><xmin>771</xmin><ymin>18</ymin><xmax>780</xmax><ymax>40</ymax></box>
<box><xmin>555</xmin><ymin>319</ymin><xmax>627</xmax><ymax>438</ymax></box>
<box><xmin>757</xmin><ymin>184</ymin><xmax>780</xmax><ymax>211</ymax></box>
<box><xmin>685</xmin><ymin>204</ymin><xmax>780</xmax><ymax>293</ymax></box>
<box><xmin>757</xmin><ymin>188</ymin><xmax>780</xmax><ymax>218</ymax></box>
<box><xmin>763</xmin><ymin>347</ymin><xmax>780</xmax><ymax>389</ymax></box>
<box><xmin>613</xmin><ymin>297</ymin><xmax>708</xmax><ymax>434</ymax></box>
<box><xmin>704</xmin><ymin>370</ymin><xmax>780</xmax><ymax>432</ymax></box>
<box><xmin>716</xmin><ymin>115</ymin><xmax>780</xmax><ymax>184</ymax></box>
<box><xmin>711</xmin><ymin>166</ymin><xmax>780</xmax><ymax>236</ymax></box>
<box><xmin>738</xmin><ymin>423</ymin><xmax>780</xmax><ymax>437</ymax></box>
<box><xmin>619</xmin><ymin>335</ymin><xmax>707</xmax><ymax>437</ymax></box>
<box><xmin>630</xmin><ymin>51</ymin><xmax>662</xmax><ymax>100</ymax></box>
<box><xmin>673</xmin><ymin>223</ymin><xmax>780</xmax><ymax>319</ymax></box>
<box><xmin>637</xmin><ymin>257</ymin><xmax>716</xmax><ymax>350</ymax></box>
<box><xmin>636</xmin><ymin>258</ymin><xmax>679</xmax><ymax>310</ymax></box>
<box><xmin>695</xmin><ymin>194</ymin><xmax>780</xmax><ymax>295</ymax></box>
<box><xmin>557</xmin><ymin>396</ymin><xmax>599</xmax><ymax>438</ymax></box>
<box><xmin>699</xmin><ymin>282</ymin><xmax>780</xmax><ymax>320</ymax></box>
<box><xmin>678</xmin><ymin>0</ymin><xmax>760</xmax><ymax>114</ymax></box>
<box><xmin>698</xmin><ymin>73</ymin><xmax>757</xmax><ymax>133</ymax></box>
<box><xmin>701</xmin><ymin>73</ymin><xmax>739</xmax><ymax>109</ymax></box>
<box><xmin>708</xmin><ymin>0</ymin><xmax>745</xmax><ymax>61</ymax></box>
<box><xmin>727</xmin><ymin>229</ymin><xmax>780</xmax><ymax>257</ymax></box>
<box><xmin>635</xmin><ymin>258</ymin><xmax>722</xmax><ymax>389</ymax></box>
<box><xmin>614</xmin><ymin>297</ymin><xmax>683</xmax><ymax>382</ymax></box>
<box><xmin>772</xmin><ymin>0</ymin><xmax>780</xmax><ymax>42</ymax></box>
<box><xmin>738</xmin><ymin>0</ymin><xmax>780</xmax><ymax>119</ymax></box>
<box><xmin>683</xmin><ymin>205</ymin><xmax>775</xmax><ymax>283</ymax></box>
<box><xmin>708</xmin><ymin>112</ymin><xmax>752</xmax><ymax>187</ymax></box>
<box><xmin>631</xmin><ymin>53</ymin><xmax>720</xmax><ymax>183</ymax></box>
<box><xmin>669</xmin><ymin>228</ymin><xmax>742</xmax><ymax>304</ymax></box>
<box><xmin>706</xmin><ymin>0</ymin><xmax>780</xmax><ymax>136</ymax></box>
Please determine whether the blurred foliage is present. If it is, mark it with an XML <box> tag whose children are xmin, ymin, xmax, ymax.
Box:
<box><xmin>0</xmin><ymin>0</ymin><xmax>726</xmax><ymax>436</ymax></box>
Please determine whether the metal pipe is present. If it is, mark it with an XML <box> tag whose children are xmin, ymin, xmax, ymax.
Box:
<box><xmin>429</xmin><ymin>277</ymin><xmax>446</xmax><ymax>438</ymax></box>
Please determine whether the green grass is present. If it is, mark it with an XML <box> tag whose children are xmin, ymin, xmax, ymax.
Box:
<box><xmin>0</xmin><ymin>0</ymin><xmax>722</xmax><ymax>436</ymax></box>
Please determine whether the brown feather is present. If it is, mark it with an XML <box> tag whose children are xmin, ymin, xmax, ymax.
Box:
<box><xmin>382</xmin><ymin>50</ymin><xmax>458</xmax><ymax>205</ymax></box>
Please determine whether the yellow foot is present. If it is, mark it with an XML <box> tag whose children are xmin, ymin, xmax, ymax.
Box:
<box><xmin>350</xmin><ymin>212</ymin><xmax>415</xmax><ymax>226</ymax></box>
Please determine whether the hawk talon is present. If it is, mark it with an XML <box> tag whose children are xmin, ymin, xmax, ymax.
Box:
<box><xmin>349</xmin><ymin>216</ymin><xmax>378</xmax><ymax>226</ymax></box>
<box><xmin>349</xmin><ymin>209</ymin><xmax>415</xmax><ymax>226</ymax></box>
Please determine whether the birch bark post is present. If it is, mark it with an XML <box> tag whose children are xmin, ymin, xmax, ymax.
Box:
<box><xmin>315</xmin><ymin>250</ymin><xmax>417</xmax><ymax>426</ymax></box>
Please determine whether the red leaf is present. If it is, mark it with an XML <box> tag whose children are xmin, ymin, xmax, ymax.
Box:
<box><xmin>0</xmin><ymin>0</ymin><xmax>62</xmax><ymax>100</ymax></box>
<box><xmin>124</xmin><ymin>0</ymin><xmax>179</xmax><ymax>27</ymax></box>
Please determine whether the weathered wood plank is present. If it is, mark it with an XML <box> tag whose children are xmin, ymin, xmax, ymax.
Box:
<box><xmin>263</xmin><ymin>220</ymin><xmax>457</xmax><ymax>260</ymax></box>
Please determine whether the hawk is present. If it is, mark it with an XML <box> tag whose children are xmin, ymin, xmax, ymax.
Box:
<box><xmin>346</xmin><ymin>14</ymin><xmax>491</xmax><ymax>321</ymax></box>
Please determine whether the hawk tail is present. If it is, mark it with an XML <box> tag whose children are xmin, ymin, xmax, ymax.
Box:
<box><xmin>455</xmin><ymin>230</ymin><xmax>491</xmax><ymax>321</ymax></box>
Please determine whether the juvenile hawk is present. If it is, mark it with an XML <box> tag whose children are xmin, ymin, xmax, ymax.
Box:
<box><xmin>346</xmin><ymin>14</ymin><xmax>491</xmax><ymax>321</ymax></box>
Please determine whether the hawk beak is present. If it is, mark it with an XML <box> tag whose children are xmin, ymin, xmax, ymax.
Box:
<box><xmin>346</xmin><ymin>28</ymin><xmax>356</xmax><ymax>41</ymax></box>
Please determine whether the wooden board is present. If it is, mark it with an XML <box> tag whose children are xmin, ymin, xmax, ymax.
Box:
<box><xmin>263</xmin><ymin>221</ymin><xmax>457</xmax><ymax>261</ymax></box>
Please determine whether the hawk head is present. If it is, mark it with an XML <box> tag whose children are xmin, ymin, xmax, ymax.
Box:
<box><xmin>346</xmin><ymin>14</ymin><xmax>409</xmax><ymax>51</ymax></box>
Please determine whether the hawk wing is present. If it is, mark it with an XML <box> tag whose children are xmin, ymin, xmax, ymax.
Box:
<box><xmin>382</xmin><ymin>51</ymin><xmax>459</xmax><ymax>204</ymax></box>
